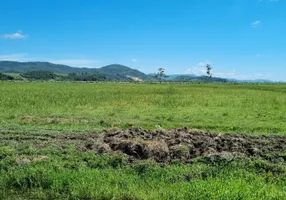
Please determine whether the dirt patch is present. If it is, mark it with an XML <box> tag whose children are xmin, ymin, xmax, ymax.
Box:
<box><xmin>69</xmin><ymin>127</ymin><xmax>286</xmax><ymax>163</ymax></box>
<box><xmin>2</xmin><ymin>127</ymin><xmax>286</xmax><ymax>163</ymax></box>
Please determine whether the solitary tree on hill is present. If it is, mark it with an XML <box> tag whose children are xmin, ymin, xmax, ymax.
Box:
<box><xmin>154</xmin><ymin>68</ymin><xmax>168</xmax><ymax>83</ymax></box>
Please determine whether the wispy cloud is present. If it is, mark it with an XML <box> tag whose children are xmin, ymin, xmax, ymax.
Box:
<box><xmin>184</xmin><ymin>67</ymin><xmax>238</xmax><ymax>78</ymax></box>
<box><xmin>213</xmin><ymin>71</ymin><xmax>267</xmax><ymax>80</ymax></box>
<box><xmin>1</xmin><ymin>31</ymin><xmax>28</xmax><ymax>39</ymax></box>
<box><xmin>213</xmin><ymin>69</ymin><xmax>237</xmax><ymax>79</ymax></box>
<box><xmin>251</xmin><ymin>21</ymin><xmax>261</xmax><ymax>28</ymax></box>
<box><xmin>184</xmin><ymin>61</ymin><xmax>211</xmax><ymax>75</ymax></box>
<box><xmin>131</xmin><ymin>59</ymin><xmax>137</xmax><ymax>63</ymax></box>
<box><xmin>184</xmin><ymin>67</ymin><xmax>206</xmax><ymax>75</ymax></box>
<box><xmin>183</xmin><ymin>62</ymin><xmax>274</xmax><ymax>80</ymax></box>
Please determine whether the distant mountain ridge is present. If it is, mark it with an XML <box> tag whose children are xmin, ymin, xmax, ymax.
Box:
<box><xmin>171</xmin><ymin>75</ymin><xmax>228</xmax><ymax>83</ymax></box>
<box><xmin>169</xmin><ymin>75</ymin><xmax>275</xmax><ymax>83</ymax></box>
<box><xmin>0</xmin><ymin>61</ymin><xmax>90</xmax><ymax>74</ymax></box>
<box><xmin>96</xmin><ymin>64</ymin><xmax>149</xmax><ymax>81</ymax></box>
<box><xmin>147</xmin><ymin>73</ymin><xmax>197</xmax><ymax>81</ymax></box>
<box><xmin>0</xmin><ymin>61</ymin><xmax>151</xmax><ymax>81</ymax></box>
<box><xmin>0</xmin><ymin>61</ymin><xmax>279</xmax><ymax>82</ymax></box>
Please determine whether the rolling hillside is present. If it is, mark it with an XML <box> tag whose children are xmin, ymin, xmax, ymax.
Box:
<box><xmin>97</xmin><ymin>64</ymin><xmax>150</xmax><ymax>81</ymax></box>
<box><xmin>0</xmin><ymin>61</ymin><xmax>90</xmax><ymax>74</ymax></box>
<box><xmin>0</xmin><ymin>61</ymin><xmax>275</xmax><ymax>82</ymax></box>
<box><xmin>0</xmin><ymin>61</ymin><xmax>151</xmax><ymax>81</ymax></box>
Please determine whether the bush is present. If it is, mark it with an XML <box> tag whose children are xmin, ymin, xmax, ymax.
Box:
<box><xmin>0</xmin><ymin>73</ymin><xmax>14</xmax><ymax>80</ymax></box>
<box><xmin>21</xmin><ymin>71</ymin><xmax>57</xmax><ymax>80</ymax></box>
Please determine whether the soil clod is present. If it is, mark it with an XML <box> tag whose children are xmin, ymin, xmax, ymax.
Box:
<box><xmin>76</xmin><ymin>128</ymin><xmax>286</xmax><ymax>163</ymax></box>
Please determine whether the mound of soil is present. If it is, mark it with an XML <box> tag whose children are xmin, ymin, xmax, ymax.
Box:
<box><xmin>73</xmin><ymin>127</ymin><xmax>286</xmax><ymax>163</ymax></box>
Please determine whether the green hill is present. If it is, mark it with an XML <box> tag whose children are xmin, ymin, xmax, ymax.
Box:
<box><xmin>0</xmin><ymin>72</ymin><xmax>14</xmax><ymax>80</ymax></box>
<box><xmin>97</xmin><ymin>64</ymin><xmax>150</xmax><ymax>81</ymax></box>
<box><xmin>0</xmin><ymin>61</ymin><xmax>150</xmax><ymax>81</ymax></box>
<box><xmin>0</xmin><ymin>61</ymin><xmax>91</xmax><ymax>74</ymax></box>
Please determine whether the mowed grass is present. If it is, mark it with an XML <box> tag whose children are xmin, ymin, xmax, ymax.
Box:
<box><xmin>1</xmin><ymin>82</ymin><xmax>286</xmax><ymax>134</ymax></box>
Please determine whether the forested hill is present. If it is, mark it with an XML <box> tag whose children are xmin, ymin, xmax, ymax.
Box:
<box><xmin>0</xmin><ymin>61</ymin><xmax>151</xmax><ymax>81</ymax></box>
<box><xmin>96</xmin><ymin>64</ymin><xmax>148</xmax><ymax>81</ymax></box>
<box><xmin>0</xmin><ymin>61</ymin><xmax>89</xmax><ymax>74</ymax></box>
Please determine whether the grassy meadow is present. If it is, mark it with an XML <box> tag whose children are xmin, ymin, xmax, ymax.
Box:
<box><xmin>1</xmin><ymin>82</ymin><xmax>286</xmax><ymax>134</ymax></box>
<box><xmin>1</xmin><ymin>82</ymin><xmax>286</xmax><ymax>199</ymax></box>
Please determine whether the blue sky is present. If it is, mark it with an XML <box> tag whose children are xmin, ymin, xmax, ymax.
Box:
<box><xmin>0</xmin><ymin>0</ymin><xmax>285</xmax><ymax>81</ymax></box>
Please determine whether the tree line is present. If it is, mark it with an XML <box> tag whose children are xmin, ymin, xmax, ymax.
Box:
<box><xmin>0</xmin><ymin>73</ymin><xmax>14</xmax><ymax>80</ymax></box>
<box><xmin>0</xmin><ymin>71</ymin><xmax>106</xmax><ymax>81</ymax></box>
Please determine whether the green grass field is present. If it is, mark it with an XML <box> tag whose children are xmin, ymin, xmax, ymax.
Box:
<box><xmin>1</xmin><ymin>82</ymin><xmax>286</xmax><ymax>199</ymax></box>
<box><xmin>1</xmin><ymin>82</ymin><xmax>286</xmax><ymax>134</ymax></box>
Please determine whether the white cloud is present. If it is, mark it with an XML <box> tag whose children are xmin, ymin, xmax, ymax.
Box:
<box><xmin>213</xmin><ymin>71</ymin><xmax>236</xmax><ymax>79</ymax></box>
<box><xmin>185</xmin><ymin>61</ymin><xmax>211</xmax><ymax>75</ymax></box>
<box><xmin>131</xmin><ymin>59</ymin><xmax>137</xmax><ymax>63</ymax></box>
<box><xmin>1</xmin><ymin>31</ymin><xmax>28</xmax><ymax>39</ymax></box>
<box><xmin>212</xmin><ymin>70</ymin><xmax>267</xmax><ymax>80</ymax></box>
<box><xmin>212</xmin><ymin>71</ymin><xmax>271</xmax><ymax>80</ymax></box>
<box><xmin>251</xmin><ymin>21</ymin><xmax>261</xmax><ymax>28</ymax></box>
<box><xmin>184</xmin><ymin>67</ymin><xmax>239</xmax><ymax>78</ymax></box>
<box><xmin>183</xmin><ymin>63</ymin><xmax>273</xmax><ymax>80</ymax></box>
<box><xmin>184</xmin><ymin>67</ymin><xmax>206</xmax><ymax>75</ymax></box>
<box><xmin>184</xmin><ymin>61</ymin><xmax>212</xmax><ymax>75</ymax></box>
<box><xmin>252</xmin><ymin>21</ymin><xmax>261</xmax><ymax>27</ymax></box>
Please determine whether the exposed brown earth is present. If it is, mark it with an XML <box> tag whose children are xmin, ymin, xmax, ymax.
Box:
<box><xmin>61</xmin><ymin>127</ymin><xmax>286</xmax><ymax>163</ymax></box>
<box><xmin>2</xmin><ymin>127</ymin><xmax>286</xmax><ymax>163</ymax></box>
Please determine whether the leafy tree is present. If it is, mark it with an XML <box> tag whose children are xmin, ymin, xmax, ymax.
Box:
<box><xmin>21</xmin><ymin>71</ymin><xmax>57</xmax><ymax>80</ymax></box>
<box><xmin>19</xmin><ymin>71</ymin><xmax>106</xmax><ymax>81</ymax></box>
<box><xmin>206</xmin><ymin>64</ymin><xmax>212</xmax><ymax>80</ymax></box>
<box><xmin>154</xmin><ymin>68</ymin><xmax>168</xmax><ymax>83</ymax></box>
<box><xmin>67</xmin><ymin>72</ymin><xmax>106</xmax><ymax>81</ymax></box>
<box><xmin>0</xmin><ymin>73</ymin><xmax>14</xmax><ymax>80</ymax></box>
